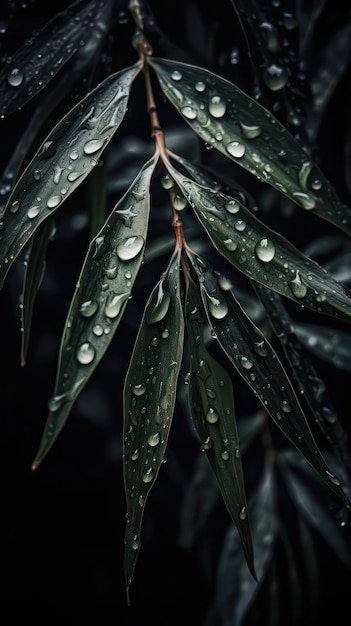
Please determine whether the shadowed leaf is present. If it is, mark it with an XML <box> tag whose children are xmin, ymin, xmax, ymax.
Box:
<box><xmin>31</xmin><ymin>155</ymin><xmax>158</xmax><ymax>469</ymax></box>
<box><xmin>150</xmin><ymin>57</ymin><xmax>351</xmax><ymax>235</ymax></box>
<box><xmin>123</xmin><ymin>249</ymin><xmax>184</xmax><ymax>601</ymax></box>
<box><xmin>0</xmin><ymin>0</ymin><xmax>114</xmax><ymax>116</ymax></box>
<box><xmin>184</xmin><ymin>269</ymin><xmax>255</xmax><ymax>577</ymax></box>
<box><xmin>294</xmin><ymin>321</ymin><xmax>351</xmax><ymax>372</ymax></box>
<box><xmin>188</xmin><ymin>252</ymin><xmax>350</xmax><ymax>508</ymax></box>
<box><xmin>0</xmin><ymin>61</ymin><xmax>142</xmax><ymax>289</ymax></box>
<box><xmin>165</xmin><ymin>161</ymin><xmax>351</xmax><ymax>325</ymax></box>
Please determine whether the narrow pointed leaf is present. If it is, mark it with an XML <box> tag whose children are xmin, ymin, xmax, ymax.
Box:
<box><xmin>123</xmin><ymin>250</ymin><xmax>184</xmax><ymax>601</ymax></box>
<box><xmin>185</xmin><ymin>273</ymin><xmax>255</xmax><ymax>577</ymax></box>
<box><xmin>20</xmin><ymin>217</ymin><xmax>55</xmax><ymax>366</ymax></box>
<box><xmin>32</xmin><ymin>156</ymin><xmax>158</xmax><ymax>469</ymax></box>
<box><xmin>150</xmin><ymin>57</ymin><xmax>351</xmax><ymax>235</ymax></box>
<box><xmin>0</xmin><ymin>0</ymin><xmax>114</xmax><ymax>116</ymax></box>
<box><xmin>188</xmin><ymin>253</ymin><xmax>350</xmax><ymax>508</ymax></box>
<box><xmin>294</xmin><ymin>321</ymin><xmax>351</xmax><ymax>372</ymax></box>
<box><xmin>0</xmin><ymin>61</ymin><xmax>142</xmax><ymax>290</ymax></box>
<box><xmin>165</xmin><ymin>162</ymin><xmax>351</xmax><ymax>325</ymax></box>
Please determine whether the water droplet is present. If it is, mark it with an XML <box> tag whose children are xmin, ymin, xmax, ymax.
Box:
<box><xmin>79</xmin><ymin>299</ymin><xmax>98</xmax><ymax>317</ymax></box>
<box><xmin>326</xmin><ymin>470</ymin><xmax>341</xmax><ymax>486</ymax></box>
<box><xmin>262</xmin><ymin>64</ymin><xmax>289</xmax><ymax>91</ymax></box>
<box><xmin>221</xmin><ymin>450</ymin><xmax>230</xmax><ymax>460</ymax></box>
<box><xmin>142</xmin><ymin>467</ymin><xmax>154</xmax><ymax>483</ymax></box>
<box><xmin>161</xmin><ymin>174</ymin><xmax>174</xmax><ymax>189</ymax></box>
<box><xmin>226</xmin><ymin>141</ymin><xmax>245</xmax><ymax>158</ymax></box>
<box><xmin>48</xmin><ymin>393</ymin><xmax>66</xmax><ymax>412</ymax></box>
<box><xmin>132</xmin><ymin>383</ymin><xmax>146</xmax><ymax>396</ymax></box>
<box><xmin>105</xmin><ymin>255</ymin><xmax>118</xmax><ymax>279</ymax></box>
<box><xmin>67</xmin><ymin>170</ymin><xmax>83</xmax><ymax>182</ymax></box>
<box><xmin>70</xmin><ymin>150</ymin><xmax>79</xmax><ymax>160</ymax></box>
<box><xmin>116</xmin><ymin>235</ymin><xmax>144</xmax><ymax>261</ymax></box>
<box><xmin>206</xmin><ymin>388</ymin><xmax>216</xmax><ymax>399</ymax></box>
<box><xmin>254</xmin><ymin>238</ymin><xmax>275</xmax><ymax>262</ymax></box>
<box><xmin>131</xmin><ymin>535</ymin><xmax>139</xmax><ymax>550</ymax></box>
<box><xmin>254</xmin><ymin>340</ymin><xmax>269</xmax><ymax>357</ymax></box>
<box><xmin>131</xmin><ymin>449</ymin><xmax>139</xmax><ymax>461</ymax></box>
<box><xmin>289</xmin><ymin>270</ymin><xmax>307</xmax><ymax>298</ymax></box>
<box><xmin>206</xmin><ymin>294</ymin><xmax>228</xmax><ymax>319</ymax></box>
<box><xmin>239</xmin><ymin>122</ymin><xmax>262</xmax><ymax>139</ymax></box>
<box><xmin>104</xmin><ymin>291</ymin><xmax>129</xmax><ymax>318</ymax></box>
<box><xmin>239</xmin><ymin>506</ymin><xmax>247</xmax><ymax>520</ymax></box>
<box><xmin>239</xmin><ymin>356</ymin><xmax>253</xmax><ymax>370</ymax></box>
<box><xmin>47</xmin><ymin>195</ymin><xmax>62</xmax><ymax>209</ymax></box>
<box><xmin>33</xmin><ymin>169</ymin><xmax>41</xmax><ymax>181</ymax></box>
<box><xmin>173</xmin><ymin>193</ymin><xmax>187</xmax><ymax>210</ymax></box>
<box><xmin>206</xmin><ymin>407</ymin><xmax>219</xmax><ymax>423</ymax></box>
<box><xmin>161</xmin><ymin>328</ymin><xmax>169</xmax><ymax>339</ymax></box>
<box><xmin>311</xmin><ymin>179</ymin><xmax>322</xmax><ymax>191</ymax></box>
<box><xmin>7</xmin><ymin>67</ymin><xmax>24</xmax><ymax>87</ymax></box>
<box><xmin>83</xmin><ymin>138</ymin><xmax>105</xmax><ymax>154</ymax></box>
<box><xmin>225</xmin><ymin>199</ymin><xmax>240</xmax><ymax>214</ymax></box>
<box><xmin>209</xmin><ymin>95</ymin><xmax>226</xmax><ymax>118</ymax></box>
<box><xmin>76</xmin><ymin>341</ymin><xmax>95</xmax><ymax>364</ymax></box>
<box><xmin>181</xmin><ymin>105</ymin><xmax>197</xmax><ymax>119</ymax></box>
<box><xmin>148</xmin><ymin>433</ymin><xmax>160</xmax><ymax>447</ymax></box>
<box><xmin>27</xmin><ymin>205</ymin><xmax>40</xmax><ymax>219</ymax></box>
<box><xmin>281</xmin><ymin>400</ymin><xmax>292</xmax><ymax>413</ymax></box>
<box><xmin>292</xmin><ymin>191</ymin><xmax>316</xmax><ymax>209</ymax></box>
<box><xmin>9</xmin><ymin>200</ymin><xmax>20</xmax><ymax>213</ymax></box>
<box><xmin>202</xmin><ymin>436</ymin><xmax>212</xmax><ymax>450</ymax></box>
<box><xmin>53</xmin><ymin>165</ymin><xmax>63</xmax><ymax>184</ymax></box>
<box><xmin>146</xmin><ymin>281</ymin><xmax>170</xmax><ymax>324</ymax></box>
<box><xmin>234</xmin><ymin>220</ymin><xmax>246</xmax><ymax>231</ymax></box>
<box><xmin>171</xmin><ymin>70</ymin><xmax>182</xmax><ymax>81</ymax></box>
<box><xmin>195</xmin><ymin>81</ymin><xmax>206</xmax><ymax>92</ymax></box>
<box><xmin>224</xmin><ymin>238</ymin><xmax>237</xmax><ymax>252</ymax></box>
<box><xmin>93</xmin><ymin>324</ymin><xmax>103</xmax><ymax>336</ymax></box>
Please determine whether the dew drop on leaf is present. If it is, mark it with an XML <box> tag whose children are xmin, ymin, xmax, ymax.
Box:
<box><xmin>181</xmin><ymin>105</ymin><xmax>197</xmax><ymax>119</ymax></box>
<box><xmin>132</xmin><ymin>383</ymin><xmax>146</xmax><ymax>396</ymax></box>
<box><xmin>142</xmin><ymin>467</ymin><xmax>154</xmax><ymax>483</ymax></box>
<box><xmin>27</xmin><ymin>206</ymin><xmax>40</xmax><ymax>219</ymax></box>
<box><xmin>148</xmin><ymin>433</ymin><xmax>161</xmax><ymax>447</ymax></box>
<box><xmin>254</xmin><ymin>238</ymin><xmax>276</xmax><ymax>262</ymax></box>
<box><xmin>207</xmin><ymin>295</ymin><xmax>228</xmax><ymax>319</ymax></box>
<box><xmin>206</xmin><ymin>407</ymin><xmax>219</xmax><ymax>423</ymax></box>
<box><xmin>239</xmin><ymin>356</ymin><xmax>253</xmax><ymax>370</ymax></box>
<box><xmin>76</xmin><ymin>341</ymin><xmax>95</xmax><ymax>364</ymax></box>
<box><xmin>292</xmin><ymin>191</ymin><xmax>316</xmax><ymax>209</ymax></box>
<box><xmin>79</xmin><ymin>299</ymin><xmax>98</xmax><ymax>317</ymax></box>
<box><xmin>104</xmin><ymin>291</ymin><xmax>129</xmax><ymax>318</ymax></box>
<box><xmin>195</xmin><ymin>81</ymin><xmax>206</xmax><ymax>92</ymax></box>
<box><xmin>262</xmin><ymin>64</ymin><xmax>289</xmax><ymax>91</ymax></box>
<box><xmin>83</xmin><ymin>138</ymin><xmax>105</xmax><ymax>154</ymax></box>
<box><xmin>47</xmin><ymin>195</ymin><xmax>62</xmax><ymax>209</ymax></box>
<box><xmin>289</xmin><ymin>270</ymin><xmax>307</xmax><ymax>298</ymax></box>
<box><xmin>171</xmin><ymin>70</ymin><xmax>182</xmax><ymax>81</ymax></box>
<box><xmin>239</xmin><ymin>506</ymin><xmax>247</xmax><ymax>520</ymax></box>
<box><xmin>209</xmin><ymin>95</ymin><xmax>226</xmax><ymax>118</ymax></box>
<box><xmin>225</xmin><ymin>199</ymin><xmax>240</xmax><ymax>214</ymax></box>
<box><xmin>239</xmin><ymin>122</ymin><xmax>262</xmax><ymax>139</ymax></box>
<box><xmin>226</xmin><ymin>141</ymin><xmax>246</xmax><ymax>158</ymax></box>
<box><xmin>7</xmin><ymin>67</ymin><xmax>24</xmax><ymax>87</ymax></box>
<box><xmin>234</xmin><ymin>220</ymin><xmax>246</xmax><ymax>232</ymax></box>
<box><xmin>116</xmin><ymin>235</ymin><xmax>144</xmax><ymax>261</ymax></box>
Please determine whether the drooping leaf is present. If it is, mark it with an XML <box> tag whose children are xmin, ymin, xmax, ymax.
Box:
<box><xmin>20</xmin><ymin>217</ymin><xmax>55</xmax><ymax>366</ymax></box>
<box><xmin>184</xmin><ymin>269</ymin><xmax>255</xmax><ymax>577</ymax></box>
<box><xmin>0</xmin><ymin>0</ymin><xmax>114</xmax><ymax>116</ymax></box>
<box><xmin>149</xmin><ymin>57</ymin><xmax>351</xmax><ymax>235</ymax></box>
<box><xmin>31</xmin><ymin>155</ymin><xmax>158</xmax><ymax>469</ymax></box>
<box><xmin>0</xmin><ymin>61</ymin><xmax>142</xmax><ymax>290</ymax></box>
<box><xmin>123</xmin><ymin>249</ymin><xmax>184</xmax><ymax>601</ymax></box>
<box><xmin>205</xmin><ymin>460</ymin><xmax>278</xmax><ymax>626</ymax></box>
<box><xmin>187</xmin><ymin>252</ymin><xmax>350</xmax><ymax>508</ymax></box>
<box><xmin>294</xmin><ymin>321</ymin><xmax>351</xmax><ymax>372</ymax></box>
<box><xmin>164</xmin><ymin>160</ymin><xmax>351</xmax><ymax>325</ymax></box>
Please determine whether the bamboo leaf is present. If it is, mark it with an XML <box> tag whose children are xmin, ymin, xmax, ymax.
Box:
<box><xmin>294</xmin><ymin>322</ymin><xmax>351</xmax><ymax>372</ymax></box>
<box><xmin>149</xmin><ymin>57</ymin><xmax>351</xmax><ymax>235</ymax></box>
<box><xmin>0</xmin><ymin>0</ymin><xmax>114</xmax><ymax>116</ymax></box>
<box><xmin>31</xmin><ymin>156</ymin><xmax>158</xmax><ymax>469</ymax></box>
<box><xmin>20</xmin><ymin>217</ymin><xmax>55</xmax><ymax>366</ymax></box>
<box><xmin>184</xmin><ymin>271</ymin><xmax>255</xmax><ymax>577</ymax></box>
<box><xmin>123</xmin><ymin>249</ymin><xmax>184</xmax><ymax>601</ymax></box>
<box><xmin>164</xmin><ymin>161</ymin><xmax>351</xmax><ymax>325</ymax></box>
<box><xmin>0</xmin><ymin>61</ymin><xmax>142</xmax><ymax>290</ymax></box>
<box><xmin>188</xmin><ymin>251</ymin><xmax>351</xmax><ymax>509</ymax></box>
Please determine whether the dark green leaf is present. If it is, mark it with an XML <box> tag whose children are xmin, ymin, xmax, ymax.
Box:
<box><xmin>31</xmin><ymin>156</ymin><xmax>158</xmax><ymax>469</ymax></box>
<box><xmin>0</xmin><ymin>0</ymin><xmax>114</xmax><ymax>116</ymax></box>
<box><xmin>20</xmin><ymin>217</ymin><xmax>55</xmax><ymax>366</ymax></box>
<box><xmin>0</xmin><ymin>62</ymin><xmax>142</xmax><ymax>290</ymax></box>
<box><xmin>184</xmin><ymin>271</ymin><xmax>255</xmax><ymax>577</ymax></box>
<box><xmin>165</xmin><ymin>161</ymin><xmax>351</xmax><ymax>325</ymax></box>
<box><xmin>294</xmin><ymin>321</ymin><xmax>351</xmax><ymax>372</ymax></box>
<box><xmin>188</xmin><ymin>252</ymin><xmax>350</xmax><ymax>508</ymax></box>
<box><xmin>150</xmin><ymin>57</ymin><xmax>351</xmax><ymax>235</ymax></box>
<box><xmin>123</xmin><ymin>249</ymin><xmax>184</xmax><ymax>601</ymax></box>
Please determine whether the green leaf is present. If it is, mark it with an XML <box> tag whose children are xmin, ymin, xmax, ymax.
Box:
<box><xmin>0</xmin><ymin>0</ymin><xmax>114</xmax><ymax>116</ymax></box>
<box><xmin>123</xmin><ymin>249</ymin><xmax>185</xmax><ymax>602</ymax></box>
<box><xmin>294</xmin><ymin>321</ymin><xmax>351</xmax><ymax>372</ymax></box>
<box><xmin>20</xmin><ymin>217</ymin><xmax>55</xmax><ymax>366</ymax></box>
<box><xmin>188</xmin><ymin>252</ymin><xmax>351</xmax><ymax>509</ymax></box>
<box><xmin>164</xmin><ymin>161</ymin><xmax>351</xmax><ymax>325</ymax></box>
<box><xmin>149</xmin><ymin>57</ymin><xmax>351</xmax><ymax>235</ymax></box>
<box><xmin>0</xmin><ymin>61</ymin><xmax>142</xmax><ymax>290</ymax></box>
<box><xmin>184</xmin><ymin>270</ymin><xmax>255</xmax><ymax>577</ymax></box>
<box><xmin>31</xmin><ymin>155</ymin><xmax>158</xmax><ymax>469</ymax></box>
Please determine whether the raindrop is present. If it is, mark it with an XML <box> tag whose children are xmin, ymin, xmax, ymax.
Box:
<box><xmin>289</xmin><ymin>270</ymin><xmax>307</xmax><ymax>298</ymax></box>
<box><xmin>93</xmin><ymin>324</ymin><xmax>103</xmax><ymax>336</ymax></box>
<box><xmin>53</xmin><ymin>165</ymin><xmax>63</xmax><ymax>184</ymax></box>
<box><xmin>195</xmin><ymin>81</ymin><xmax>206</xmax><ymax>92</ymax></box>
<box><xmin>225</xmin><ymin>199</ymin><xmax>240</xmax><ymax>214</ymax></box>
<box><xmin>281</xmin><ymin>400</ymin><xmax>292</xmax><ymax>413</ymax></box>
<box><xmin>326</xmin><ymin>470</ymin><xmax>341</xmax><ymax>486</ymax></box>
<box><xmin>79</xmin><ymin>299</ymin><xmax>98</xmax><ymax>317</ymax></box>
<box><xmin>206</xmin><ymin>294</ymin><xmax>228</xmax><ymax>319</ymax></box>
<box><xmin>131</xmin><ymin>535</ymin><xmax>139</xmax><ymax>550</ymax></box>
<box><xmin>148</xmin><ymin>433</ymin><xmax>160</xmax><ymax>447</ymax></box>
<box><xmin>76</xmin><ymin>341</ymin><xmax>95</xmax><ymax>364</ymax></box>
<box><xmin>202</xmin><ymin>436</ymin><xmax>212</xmax><ymax>450</ymax></box>
<box><xmin>234</xmin><ymin>220</ymin><xmax>246</xmax><ymax>232</ymax></box>
<box><xmin>239</xmin><ymin>122</ymin><xmax>262</xmax><ymax>139</ymax></box>
<box><xmin>311</xmin><ymin>179</ymin><xmax>322</xmax><ymax>191</ymax></box>
<box><xmin>67</xmin><ymin>171</ymin><xmax>83</xmax><ymax>182</ymax></box>
<box><xmin>262</xmin><ymin>64</ymin><xmax>289</xmax><ymax>91</ymax></box>
<box><xmin>146</xmin><ymin>281</ymin><xmax>170</xmax><ymax>324</ymax></box>
<box><xmin>70</xmin><ymin>149</ymin><xmax>79</xmax><ymax>160</ymax></box>
<box><xmin>131</xmin><ymin>449</ymin><xmax>139</xmax><ymax>461</ymax></box>
<box><xmin>83</xmin><ymin>138</ymin><xmax>105</xmax><ymax>154</ymax></box>
<box><xmin>206</xmin><ymin>388</ymin><xmax>216</xmax><ymax>399</ymax></box>
<box><xmin>104</xmin><ymin>291</ymin><xmax>129</xmax><ymax>318</ymax></box>
<box><xmin>173</xmin><ymin>193</ymin><xmax>187</xmax><ymax>210</ymax></box>
<box><xmin>161</xmin><ymin>174</ymin><xmax>174</xmax><ymax>189</ymax></box>
<box><xmin>226</xmin><ymin>141</ymin><xmax>245</xmax><ymax>158</ymax></box>
<box><xmin>47</xmin><ymin>195</ymin><xmax>62</xmax><ymax>209</ymax></box>
<box><xmin>209</xmin><ymin>95</ymin><xmax>226</xmax><ymax>118</ymax></box>
<box><xmin>9</xmin><ymin>200</ymin><xmax>20</xmax><ymax>213</ymax></box>
<box><xmin>48</xmin><ymin>393</ymin><xmax>66</xmax><ymax>412</ymax></box>
<box><xmin>221</xmin><ymin>450</ymin><xmax>230</xmax><ymax>461</ymax></box>
<box><xmin>292</xmin><ymin>191</ymin><xmax>316</xmax><ymax>209</ymax></box>
<box><xmin>181</xmin><ymin>105</ymin><xmax>197</xmax><ymax>119</ymax></box>
<box><xmin>105</xmin><ymin>255</ymin><xmax>118</xmax><ymax>279</ymax></box>
<box><xmin>33</xmin><ymin>169</ymin><xmax>41</xmax><ymax>181</ymax></box>
<box><xmin>27</xmin><ymin>206</ymin><xmax>40</xmax><ymax>219</ymax></box>
<box><xmin>171</xmin><ymin>70</ymin><xmax>182</xmax><ymax>81</ymax></box>
<box><xmin>7</xmin><ymin>67</ymin><xmax>24</xmax><ymax>87</ymax></box>
<box><xmin>224</xmin><ymin>238</ymin><xmax>237</xmax><ymax>252</ymax></box>
<box><xmin>239</xmin><ymin>356</ymin><xmax>253</xmax><ymax>370</ymax></box>
<box><xmin>254</xmin><ymin>238</ymin><xmax>275</xmax><ymax>262</ymax></box>
<box><xmin>254</xmin><ymin>340</ymin><xmax>269</xmax><ymax>357</ymax></box>
<box><xmin>116</xmin><ymin>235</ymin><xmax>144</xmax><ymax>261</ymax></box>
<box><xmin>239</xmin><ymin>507</ymin><xmax>247</xmax><ymax>520</ymax></box>
<box><xmin>206</xmin><ymin>407</ymin><xmax>219</xmax><ymax>423</ymax></box>
<box><xmin>161</xmin><ymin>328</ymin><xmax>169</xmax><ymax>339</ymax></box>
<box><xmin>142</xmin><ymin>467</ymin><xmax>154</xmax><ymax>483</ymax></box>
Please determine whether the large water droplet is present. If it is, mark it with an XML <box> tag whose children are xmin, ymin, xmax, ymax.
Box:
<box><xmin>171</xmin><ymin>70</ymin><xmax>182</xmax><ymax>81</ymax></box>
<box><xmin>146</xmin><ymin>281</ymin><xmax>170</xmax><ymax>324</ymax></box>
<box><xmin>289</xmin><ymin>270</ymin><xmax>307</xmax><ymax>298</ymax></box>
<box><xmin>104</xmin><ymin>291</ymin><xmax>129</xmax><ymax>318</ymax></box>
<box><xmin>148</xmin><ymin>433</ymin><xmax>160</xmax><ymax>447</ymax></box>
<box><xmin>173</xmin><ymin>193</ymin><xmax>187</xmax><ymax>210</ymax></box>
<box><xmin>142</xmin><ymin>467</ymin><xmax>154</xmax><ymax>483</ymax></box>
<box><xmin>226</xmin><ymin>141</ymin><xmax>245</xmax><ymax>158</ymax></box>
<box><xmin>262</xmin><ymin>64</ymin><xmax>289</xmax><ymax>91</ymax></box>
<box><xmin>239</xmin><ymin>356</ymin><xmax>253</xmax><ymax>370</ymax></box>
<box><xmin>195</xmin><ymin>81</ymin><xmax>206</xmax><ymax>92</ymax></box>
<box><xmin>27</xmin><ymin>206</ymin><xmax>41</xmax><ymax>219</ymax></box>
<box><xmin>132</xmin><ymin>383</ymin><xmax>146</xmax><ymax>396</ymax></box>
<box><xmin>79</xmin><ymin>299</ymin><xmax>98</xmax><ymax>317</ymax></box>
<box><xmin>206</xmin><ymin>294</ymin><xmax>228</xmax><ymax>319</ymax></box>
<box><xmin>181</xmin><ymin>105</ymin><xmax>197</xmax><ymax>119</ymax></box>
<box><xmin>224</xmin><ymin>238</ymin><xmax>237</xmax><ymax>252</ymax></box>
<box><xmin>76</xmin><ymin>341</ymin><xmax>95</xmax><ymax>364</ymax></box>
<box><xmin>239</xmin><ymin>122</ymin><xmax>262</xmax><ymax>139</ymax></box>
<box><xmin>239</xmin><ymin>506</ymin><xmax>247</xmax><ymax>520</ymax></box>
<box><xmin>292</xmin><ymin>191</ymin><xmax>316</xmax><ymax>209</ymax></box>
<box><xmin>47</xmin><ymin>195</ymin><xmax>62</xmax><ymax>209</ymax></box>
<box><xmin>206</xmin><ymin>407</ymin><xmax>219</xmax><ymax>423</ymax></box>
<box><xmin>209</xmin><ymin>95</ymin><xmax>226</xmax><ymax>118</ymax></box>
<box><xmin>83</xmin><ymin>138</ymin><xmax>105</xmax><ymax>154</ymax></box>
<box><xmin>116</xmin><ymin>235</ymin><xmax>144</xmax><ymax>261</ymax></box>
<box><xmin>225</xmin><ymin>199</ymin><xmax>240</xmax><ymax>214</ymax></box>
<box><xmin>7</xmin><ymin>67</ymin><xmax>24</xmax><ymax>87</ymax></box>
<box><xmin>254</xmin><ymin>238</ymin><xmax>275</xmax><ymax>262</ymax></box>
